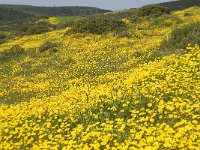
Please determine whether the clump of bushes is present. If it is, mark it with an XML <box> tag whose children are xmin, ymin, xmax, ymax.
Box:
<box><xmin>38</xmin><ymin>41</ymin><xmax>59</xmax><ymax>53</ymax></box>
<box><xmin>115</xmin><ymin>30</ymin><xmax>132</xmax><ymax>38</ymax></box>
<box><xmin>70</xmin><ymin>17</ymin><xmax>127</xmax><ymax>35</ymax></box>
<box><xmin>161</xmin><ymin>22</ymin><xmax>200</xmax><ymax>50</ymax></box>
<box><xmin>1</xmin><ymin>19</ymin><xmax>57</xmax><ymax>36</ymax></box>
<box><xmin>149</xmin><ymin>14</ymin><xmax>183</xmax><ymax>27</ymax></box>
<box><xmin>26</xmin><ymin>21</ymin><xmax>54</xmax><ymax>35</ymax></box>
<box><xmin>152</xmin><ymin>22</ymin><xmax>200</xmax><ymax>58</ymax></box>
<box><xmin>0</xmin><ymin>32</ymin><xmax>6</xmax><ymax>39</ymax></box>
<box><xmin>135</xmin><ymin>5</ymin><xmax>170</xmax><ymax>18</ymax></box>
<box><xmin>0</xmin><ymin>45</ymin><xmax>25</xmax><ymax>61</ymax></box>
<box><xmin>0</xmin><ymin>32</ymin><xmax>7</xmax><ymax>44</ymax></box>
<box><xmin>65</xmin><ymin>56</ymin><xmax>76</xmax><ymax>65</ymax></box>
<box><xmin>131</xmin><ymin>4</ymin><xmax>171</xmax><ymax>22</ymax></box>
<box><xmin>184</xmin><ymin>12</ymin><xmax>192</xmax><ymax>17</ymax></box>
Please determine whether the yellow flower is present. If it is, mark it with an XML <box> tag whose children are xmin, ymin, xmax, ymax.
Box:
<box><xmin>192</xmin><ymin>120</ymin><xmax>198</xmax><ymax>125</ymax></box>
<box><xmin>147</xmin><ymin>103</ymin><xmax>152</xmax><ymax>107</ymax></box>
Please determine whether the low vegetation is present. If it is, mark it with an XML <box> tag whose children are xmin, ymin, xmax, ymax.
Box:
<box><xmin>160</xmin><ymin>0</ymin><xmax>200</xmax><ymax>11</ymax></box>
<box><xmin>135</xmin><ymin>5</ymin><xmax>170</xmax><ymax>18</ymax></box>
<box><xmin>0</xmin><ymin>19</ymin><xmax>67</xmax><ymax>44</ymax></box>
<box><xmin>70</xmin><ymin>17</ymin><xmax>127</xmax><ymax>34</ymax></box>
<box><xmin>0</xmin><ymin>32</ymin><xmax>7</xmax><ymax>44</ymax></box>
<box><xmin>0</xmin><ymin>45</ymin><xmax>25</xmax><ymax>61</ymax></box>
<box><xmin>0</xmin><ymin>5</ymin><xmax>110</xmax><ymax>21</ymax></box>
<box><xmin>38</xmin><ymin>41</ymin><xmax>59</xmax><ymax>53</ymax></box>
<box><xmin>0</xmin><ymin>4</ymin><xmax>200</xmax><ymax>150</ymax></box>
<box><xmin>158</xmin><ymin>22</ymin><xmax>200</xmax><ymax>56</ymax></box>
<box><xmin>149</xmin><ymin>14</ymin><xmax>183</xmax><ymax>27</ymax></box>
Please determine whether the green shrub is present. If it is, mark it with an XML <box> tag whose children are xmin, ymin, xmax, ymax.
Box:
<box><xmin>184</xmin><ymin>12</ymin><xmax>192</xmax><ymax>17</ymax></box>
<box><xmin>152</xmin><ymin>22</ymin><xmax>200</xmax><ymax>58</ymax></box>
<box><xmin>0</xmin><ymin>32</ymin><xmax>6</xmax><ymax>39</ymax></box>
<box><xmin>161</xmin><ymin>22</ymin><xmax>200</xmax><ymax>50</ymax></box>
<box><xmin>135</xmin><ymin>5</ymin><xmax>170</xmax><ymax>18</ymax></box>
<box><xmin>70</xmin><ymin>17</ymin><xmax>127</xmax><ymax>35</ymax></box>
<box><xmin>0</xmin><ymin>32</ymin><xmax>7</xmax><ymax>44</ymax></box>
<box><xmin>54</xmin><ymin>23</ymin><xmax>68</xmax><ymax>30</ymax></box>
<box><xmin>149</xmin><ymin>14</ymin><xmax>183</xmax><ymax>27</ymax></box>
<box><xmin>115</xmin><ymin>30</ymin><xmax>132</xmax><ymax>38</ymax></box>
<box><xmin>0</xmin><ymin>19</ymin><xmax>55</xmax><ymax>36</ymax></box>
<box><xmin>38</xmin><ymin>41</ymin><xmax>59</xmax><ymax>53</ymax></box>
<box><xmin>0</xmin><ymin>45</ymin><xmax>25</xmax><ymax>61</ymax></box>
<box><xmin>65</xmin><ymin>56</ymin><xmax>76</xmax><ymax>65</ymax></box>
<box><xmin>27</xmin><ymin>21</ymin><xmax>53</xmax><ymax>35</ymax></box>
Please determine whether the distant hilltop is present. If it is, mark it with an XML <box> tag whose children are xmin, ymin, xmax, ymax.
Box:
<box><xmin>1</xmin><ymin>0</ymin><xmax>200</xmax><ymax>21</ymax></box>
<box><xmin>93</xmin><ymin>0</ymin><xmax>200</xmax><ymax>22</ymax></box>
<box><xmin>159</xmin><ymin>0</ymin><xmax>200</xmax><ymax>11</ymax></box>
<box><xmin>0</xmin><ymin>4</ymin><xmax>111</xmax><ymax>20</ymax></box>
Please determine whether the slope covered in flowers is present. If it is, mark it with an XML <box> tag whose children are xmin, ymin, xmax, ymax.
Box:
<box><xmin>0</xmin><ymin>7</ymin><xmax>200</xmax><ymax>149</ymax></box>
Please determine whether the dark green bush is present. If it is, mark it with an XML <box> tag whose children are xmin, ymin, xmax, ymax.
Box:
<box><xmin>0</xmin><ymin>32</ymin><xmax>7</xmax><ymax>44</ymax></box>
<box><xmin>135</xmin><ymin>5</ymin><xmax>170</xmax><ymax>18</ymax></box>
<box><xmin>184</xmin><ymin>12</ymin><xmax>192</xmax><ymax>17</ymax></box>
<box><xmin>65</xmin><ymin>56</ymin><xmax>76</xmax><ymax>65</ymax></box>
<box><xmin>0</xmin><ymin>8</ymin><xmax>34</xmax><ymax>21</ymax></box>
<box><xmin>152</xmin><ymin>22</ymin><xmax>200</xmax><ymax>58</ymax></box>
<box><xmin>115</xmin><ymin>30</ymin><xmax>132</xmax><ymax>38</ymax></box>
<box><xmin>161</xmin><ymin>22</ymin><xmax>200</xmax><ymax>50</ymax></box>
<box><xmin>94</xmin><ymin>8</ymin><xmax>136</xmax><ymax>21</ymax></box>
<box><xmin>26</xmin><ymin>21</ymin><xmax>53</xmax><ymax>35</ymax></box>
<box><xmin>0</xmin><ymin>45</ymin><xmax>25</xmax><ymax>61</ymax></box>
<box><xmin>54</xmin><ymin>23</ymin><xmax>68</xmax><ymax>30</ymax></box>
<box><xmin>38</xmin><ymin>41</ymin><xmax>59</xmax><ymax>53</ymax></box>
<box><xmin>70</xmin><ymin>17</ymin><xmax>127</xmax><ymax>35</ymax></box>
<box><xmin>0</xmin><ymin>19</ymin><xmax>56</xmax><ymax>40</ymax></box>
<box><xmin>0</xmin><ymin>32</ymin><xmax>6</xmax><ymax>39</ymax></box>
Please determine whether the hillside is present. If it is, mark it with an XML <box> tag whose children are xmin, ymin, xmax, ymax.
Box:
<box><xmin>0</xmin><ymin>5</ymin><xmax>109</xmax><ymax>44</ymax></box>
<box><xmin>160</xmin><ymin>0</ymin><xmax>200</xmax><ymax>11</ymax></box>
<box><xmin>0</xmin><ymin>4</ymin><xmax>200</xmax><ymax>150</ymax></box>
<box><xmin>93</xmin><ymin>0</ymin><xmax>200</xmax><ymax>21</ymax></box>
<box><xmin>0</xmin><ymin>4</ymin><xmax>111</xmax><ymax>20</ymax></box>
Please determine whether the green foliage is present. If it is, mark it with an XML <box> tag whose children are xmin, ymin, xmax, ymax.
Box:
<box><xmin>0</xmin><ymin>5</ymin><xmax>110</xmax><ymax>21</ymax></box>
<box><xmin>160</xmin><ymin>0</ymin><xmax>200</xmax><ymax>11</ymax></box>
<box><xmin>152</xmin><ymin>22</ymin><xmax>200</xmax><ymax>58</ymax></box>
<box><xmin>65</xmin><ymin>56</ymin><xmax>76</xmax><ymax>65</ymax></box>
<box><xmin>57</xmin><ymin>16</ymin><xmax>83</xmax><ymax>27</ymax></box>
<box><xmin>26</xmin><ymin>21</ymin><xmax>53</xmax><ymax>35</ymax></box>
<box><xmin>0</xmin><ymin>7</ymin><xmax>34</xmax><ymax>21</ymax></box>
<box><xmin>0</xmin><ymin>19</ymin><xmax>59</xmax><ymax>44</ymax></box>
<box><xmin>115</xmin><ymin>30</ymin><xmax>132</xmax><ymax>38</ymax></box>
<box><xmin>57</xmin><ymin>16</ymin><xmax>83</xmax><ymax>23</ymax></box>
<box><xmin>0</xmin><ymin>19</ymin><xmax>36</xmax><ymax>32</ymax></box>
<box><xmin>0</xmin><ymin>32</ymin><xmax>6</xmax><ymax>39</ymax></box>
<box><xmin>0</xmin><ymin>45</ymin><xmax>25</xmax><ymax>61</ymax></box>
<box><xmin>149</xmin><ymin>14</ymin><xmax>183</xmax><ymax>27</ymax></box>
<box><xmin>162</xmin><ymin>22</ymin><xmax>200</xmax><ymax>49</ymax></box>
<box><xmin>135</xmin><ymin>5</ymin><xmax>170</xmax><ymax>18</ymax></box>
<box><xmin>94</xmin><ymin>9</ymin><xmax>136</xmax><ymax>21</ymax></box>
<box><xmin>38</xmin><ymin>41</ymin><xmax>59</xmax><ymax>53</ymax></box>
<box><xmin>0</xmin><ymin>32</ymin><xmax>7</xmax><ymax>44</ymax></box>
<box><xmin>70</xmin><ymin>17</ymin><xmax>127</xmax><ymax>34</ymax></box>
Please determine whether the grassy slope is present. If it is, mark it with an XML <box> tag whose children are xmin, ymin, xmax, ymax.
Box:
<box><xmin>0</xmin><ymin>4</ymin><xmax>111</xmax><ymax>19</ymax></box>
<box><xmin>0</xmin><ymin>7</ymin><xmax>200</xmax><ymax>149</ymax></box>
<box><xmin>160</xmin><ymin>0</ymin><xmax>200</xmax><ymax>11</ymax></box>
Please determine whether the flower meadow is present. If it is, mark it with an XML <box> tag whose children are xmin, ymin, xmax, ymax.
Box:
<box><xmin>0</xmin><ymin>7</ymin><xmax>200</xmax><ymax>149</ymax></box>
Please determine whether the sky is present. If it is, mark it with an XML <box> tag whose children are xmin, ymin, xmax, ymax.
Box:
<box><xmin>0</xmin><ymin>0</ymin><xmax>176</xmax><ymax>10</ymax></box>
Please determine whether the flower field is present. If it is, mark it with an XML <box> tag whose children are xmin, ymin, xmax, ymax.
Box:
<box><xmin>0</xmin><ymin>7</ymin><xmax>200</xmax><ymax>149</ymax></box>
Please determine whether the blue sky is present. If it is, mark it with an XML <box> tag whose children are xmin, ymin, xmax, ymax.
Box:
<box><xmin>0</xmin><ymin>0</ymin><xmax>175</xmax><ymax>10</ymax></box>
